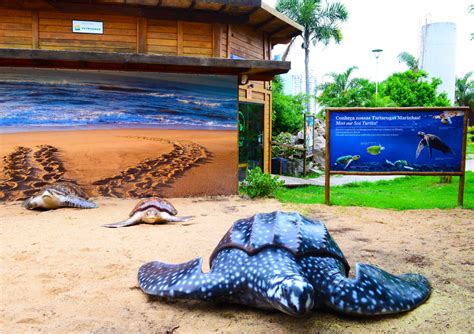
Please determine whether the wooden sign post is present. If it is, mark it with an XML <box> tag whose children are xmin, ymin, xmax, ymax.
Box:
<box><xmin>325</xmin><ymin>107</ymin><xmax>469</xmax><ymax>206</ymax></box>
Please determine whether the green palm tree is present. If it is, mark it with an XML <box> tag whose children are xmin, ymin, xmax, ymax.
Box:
<box><xmin>276</xmin><ymin>0</ymin><xmax>348</xmax><ymax>111</ymax></box>
<box><xmin>455</xmin><ymin>71</ymin><xmax>474</xmax><ymax>106</ymax></box>
<box><xmin>397</xmin><ymin>52</ymin><xmax>419</xmax><ymax>72</ymax></box>
<box><xmin>319</xmin><ymin>66</ymin><xmax>360</xmax><ymax>95</ymax></box>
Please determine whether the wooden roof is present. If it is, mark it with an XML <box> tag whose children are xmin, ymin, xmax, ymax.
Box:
<box><xmin>5</xmin><ymin>0</ymin><xmax>303</xmax><ymax>45</ymax></box>
<box><xmin>0</xmin><ymin>49</ymin><xmax>292</xmax><ymax>81</ymax></box>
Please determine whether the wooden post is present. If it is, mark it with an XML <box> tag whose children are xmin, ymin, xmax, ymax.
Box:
<box><xmin>325</xmin><ymin>110</ymin><xmax>331</xmax><ymax>205</ymax></box>
<box><xmin>32</xmin><ymin>11</ymin><xmax>39</xmax><ymax>49</ymax></box>
<box><xmin>136</xmin><ymin>17</ymin><xmax>147</xmax><ymax>53</ymax></box>
<box><xmin>212</xmin><ymin>23</ymin><xmax>222</xmax><ymax>57</ymax></box>
<box><xmin>177</xmin><ymin>21</ymin><xmax>183</xmax><ymax>55</ymax></box>
<box><xmin>458</xmin><ymin>108</ymin><xmax>469</xmax><ymax>206</ymax></box>
<box><xmin>226</xmin><ymin>24</ymin><xmax>231</xmax><ymax>58</ymax></box>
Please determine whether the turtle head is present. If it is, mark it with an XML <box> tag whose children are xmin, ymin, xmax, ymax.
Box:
<box><xmin>22</xmin><ymin>196</ymin><xmax>39</xmax><ymax>210</ymax></box>
<box><xmin>267</xmin><ymin>274</ymin><xmax>314</xmax><ymax>316</ymax></box>
<box><xmin>142</xmin><ymin>208</ymin><xmax>161</xmax><ymax>223</ymax></box>
<box><xmin>352</xmin><ymin>155</ymin><xmax>360</xmax><ymax>161</ymax></box>
<box><xmin>418</xmin><ymin>131</ymin><xmax>425</xmax><ymax>138</ymax></box>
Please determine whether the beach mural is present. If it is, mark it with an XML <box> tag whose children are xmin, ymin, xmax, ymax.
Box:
<box><xmin>0</xmin><ymin>68</ymin><xmax>238</xmax><ymax>201</ymax></box>
<box><xmin>329</xmin><ymin>110</ymin><xmax>465</xmax><ymax>172</ymax></box>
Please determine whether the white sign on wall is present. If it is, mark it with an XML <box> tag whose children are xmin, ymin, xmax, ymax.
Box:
<box><xmin>72</xmin><ymin>20</ymin><xmax>104</xmax><ymax>34</ymax></box>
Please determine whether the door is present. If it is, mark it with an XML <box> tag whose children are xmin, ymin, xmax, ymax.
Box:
<box><xmin>238</xmin><ymin>103</ymin><xmax>264</xmax><ymax>180</ymax></box>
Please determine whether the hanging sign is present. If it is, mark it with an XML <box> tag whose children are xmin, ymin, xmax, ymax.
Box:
<box><xmin>72</xmin><ymin>20</ymin><xmax>104</xmax><ymax>34</ymax></box>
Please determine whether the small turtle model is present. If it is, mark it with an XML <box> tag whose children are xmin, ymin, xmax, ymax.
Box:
<box><xmin>103</xmin><ymin>197</ymin><xmax>192</xmax><ymax>228</ymax></box>
<box><xmin>138</xmin><ymin>212</ymin><xmax>431</xmax><ymax>317</ymax></box>
<box><xmin>334</xmin><ymin>155</ymin><xmax>360</xmax><ymax>169</ymax></box>
<box><xmin>416</xmin><ymin>131</ymin><xmax>454</xmax><ymax>159</ymax></box>
<box><xmin>366</xmin><ymin>144</ymin><xmax>385</xmax><ymax>156</ymax></box>
<box><xmin>22</xmin><ymin>182</ymin><xmax>97</xmax><ymax>210</ymax></box>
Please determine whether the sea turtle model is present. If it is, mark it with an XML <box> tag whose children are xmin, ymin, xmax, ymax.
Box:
<box><xmin>22</xmin><ymin>182</ymin><xmax>97</xmax><ymax>210</ymax></box>
<box><xmin>103</xmin><ymin>197</ymin><xmax>192</xmax><ymax>228</ymax></box>
<box><xmin>138</xmin><ymin>211</ymin><xmax>431</xmax><ymax>317</ymax></box>
<box><xmin>416</xmin><ymin>131</ymin><xmax>454</xmax><ymax>159</ymax></box>
<box><xmin>334</xmin><ymin>155</ymin><xmax>360</xmax><ymax>169</ymax></box>
<box><xmin>366</xmin><ymin>144</ymin><xmax>385</xmax><ymax>156</ymax></box>
<box><xmin>385</xmin><ymin>159</ymin><xmax>414</xmax><ymax>171</ymax></box>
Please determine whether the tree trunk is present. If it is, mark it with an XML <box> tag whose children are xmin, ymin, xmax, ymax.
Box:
<box><xmin>304</xmin><ymin>45</ymin><xmax>310</xmax><ymax>113</ymax></box>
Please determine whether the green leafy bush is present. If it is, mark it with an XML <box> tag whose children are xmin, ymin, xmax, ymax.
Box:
<box><xmin>239</xmin><ymin>167</ymin><xmax>285</xmax><ymax>198</ymax></box>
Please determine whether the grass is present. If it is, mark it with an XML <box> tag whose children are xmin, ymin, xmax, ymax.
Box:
<box><xmin>275</xmin><ymin>172</ymin><xmax>474</xmax><ymax>210</ymax></box>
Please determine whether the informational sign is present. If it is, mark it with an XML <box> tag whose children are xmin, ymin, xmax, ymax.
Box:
<box><xmin>329</xmin><ymin>110</ymin><xmax>464</xmax><ymax>172</ymax></box>
<box><xmin>72</xmin><ymin>20</ymin><xmax>103</xmax><ymax>34</ymax></box>
<box><xmin>324</xmin><ymin>107</ymin><xmax>469</xmax><ymax>206</ymax></box>
<box><xmin>304</xmin><ymin>114</ymin><xmax>315</xmax><ymax>156</ymax></box>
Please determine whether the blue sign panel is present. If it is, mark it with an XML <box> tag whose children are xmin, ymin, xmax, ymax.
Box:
<box><xmin>329</xmin><ymin>110</ymin><xmax>465</xmax><ymax>172</ymax></box>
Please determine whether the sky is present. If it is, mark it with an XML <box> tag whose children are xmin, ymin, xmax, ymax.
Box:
<box><xmin>266</xmin><ymin>0</ymin><xmax>473</xmax><ymax>87</ymax></box>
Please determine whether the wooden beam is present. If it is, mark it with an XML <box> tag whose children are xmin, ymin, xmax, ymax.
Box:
<box><xmin>32</xmin><ymin>10</ymin><xmax>39</xmax><ymax>49</ymax></box>
<box><xmin>137</xmin><ymin>17</ymin><xmax>147</xmax><ymax>53</ymax></box>
<box><xmin>46</xmin><ymin>2</ymin><xmax>250</xmax><ymax>25</ymax></box>
<box><xmin>253</xmin><ymin>16</ymin><xmax>276</xmax><ymax>30</ymax></box>
<box><xmin>0</xmin><ymin>48</ymin><xmax>291</xmax><ymax>80</ymax></box>
<box><xmin>269</xmin><ymin>24</ymin><xmax>289</xmax><ymax>36</ymax></box>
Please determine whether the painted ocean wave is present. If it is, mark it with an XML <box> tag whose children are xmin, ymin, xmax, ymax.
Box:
<box><xmin>0</xmin><ymin>78</ymin><xmax>237</xmax><ymax>130</ymax></box>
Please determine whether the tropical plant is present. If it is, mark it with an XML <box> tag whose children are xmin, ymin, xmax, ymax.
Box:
<box><xmin>239</xmin><ymin>167</ymin><xmax>285</xmax><ymax>198</ymax></box>
<box><xmin>383</xmin><ymin>70</ymin><xmax>451</xmax><ymax>107</ymax></box>
<box><xmin>397</xmin><ymin>52</ymin><xmax>419</xmax><ymax>72</ymax></box>
<box><xmin>455</xmin><ymin>71</ymin><xmax>474</xmax><ymax>107</ymax></box>
<box><xmin>272</xmin><ymin>76</ymin><xmax>306</xmax><ymax>135</ymax></box>
<box><xmin>276</xmin><ymin>0</ymin><xmax>348</xmax><ymax>111</ymax></box>
<box><xmin>317</xmin><ymin>67</ymin><xmax>375</xmax><ymax>107</ymax></box>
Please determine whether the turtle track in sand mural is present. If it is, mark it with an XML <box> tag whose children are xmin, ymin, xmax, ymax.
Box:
<box><xmin>0</xmin><ymin>137</ymin><xmax>210</xmax><ymax>201</ymax></box>
<box><xmin>0</xmin><ymin>145</ymin><xmax>66</xmax><ymax>201</ymax></box>
<box><xmin>93</xmin><ymin>136</ymin><xmax>210</xmax><ymax>198</ymax></box>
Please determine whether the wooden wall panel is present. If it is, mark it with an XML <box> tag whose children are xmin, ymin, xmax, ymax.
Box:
<box><xmin>0</xmin><ymin>10</ymin><xmax>33</xmax><ymax>49</ymax></box>
<box><xmin>38</xmin><ymin>12</ymin><xmax>137</xmax><ymax>53</ymax></box>
<box><xmin>147</xmin><ymin>19</ymin><xmax>177</xmax><ymax>55</ymax></box>
<box><xmin>229</xmin><ymin>25</ymin><xmax>264</xmax><ymax>60</ymax></box>
<box><xmin>182</xmin><ymin>21</ymin><xmax>212</xmax><ymax>57</ymax></box>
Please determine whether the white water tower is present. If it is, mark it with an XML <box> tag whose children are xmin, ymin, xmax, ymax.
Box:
<box><xmin>420</xmin><ymin>22</ymin><xmax>457</xmax><ymax>103</ymax></box>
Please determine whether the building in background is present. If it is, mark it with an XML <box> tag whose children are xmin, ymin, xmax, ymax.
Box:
<box><xmin>280</xmin><ymin>71</ymin><xmax>318</xmax><ymax>114</ymax></box>
<box><xmin>420</xmin><ymin>22</ymin><xmax>457</xmax><ymax>102</ymax></box>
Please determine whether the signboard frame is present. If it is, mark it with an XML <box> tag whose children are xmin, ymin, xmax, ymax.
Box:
<box><xmin>324</xmin><ymin>107</ymin><xmax>470</xmax><ymax>206</ymax></box>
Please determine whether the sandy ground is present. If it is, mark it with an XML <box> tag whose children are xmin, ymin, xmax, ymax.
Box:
<box><xmin>1</xmin><ymin>197</ymin><xmax>473</xmax><ymax>333</ymax></box>
<box><xmin>0</xmin><ymin>129</ymin><xmax>237</xmax><ymax>200</ymax></box>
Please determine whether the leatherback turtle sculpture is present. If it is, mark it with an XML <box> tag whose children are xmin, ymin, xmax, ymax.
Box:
<box><xmin>103</xmin><ymin>197</ymin><xmax>192</xmax><ymax>228</ymax></box>
<box><xmin>23</xmin><ymin>182</ymin><xmax>97</xmax><ymax>210</ymax></box>
<box><xmin>138</xmin><ymin>211</ymin><xmax>431</xmax><ymax>316</ymax></box>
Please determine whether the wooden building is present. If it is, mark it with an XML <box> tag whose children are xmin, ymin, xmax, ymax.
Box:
<box><xmin>0</xmin><ymin>0</ymin><xmax>302</xmax><ymax>198</ymax></box>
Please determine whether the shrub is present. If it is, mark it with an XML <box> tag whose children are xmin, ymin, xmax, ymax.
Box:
<box><xmin>239</xmin><ymin>167</ymin><xmax>285</xmax><ymax>198</ymax></box>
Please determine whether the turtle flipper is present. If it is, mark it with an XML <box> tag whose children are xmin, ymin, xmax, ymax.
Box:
<box><xmin>60</xmin><ymin>195</ymin><xmax>97</xmax><ymax>209</ymax></box>
<box><xmin>102</xmin><ymin>216</ymin><xmax>139</xmax><ymax>228</ymax></box>
<box><xmin>166</xmin><ymin>215</ymin><xmax>194</xmax><ymax>223</ymax></box>
<box><xmin>303</xmin><ymin>257</ymin><xmax>431</xmax><ymax>315</ymax></box>
<box><xmin>416</xmin><ymin>138</ymin><xmax>427</xmax><ymax>158</ymax></box>
<box><xmin>138</xmin><ymin>257</ymin><xmax>226</xmax><ymax>301</ymax></box>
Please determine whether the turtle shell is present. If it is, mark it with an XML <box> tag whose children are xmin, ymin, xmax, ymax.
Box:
<box><xmin>130</xmin><ymin>197</ymin><xmax>177</xmax><ymax>217</ymax></box>
<box><xmin>40</xmin><ymin>182</ymin><xmax>89</xmax><ymax>199</ymax></box>
<box><xmin>209</xmin><ymin>211</ymin><xmax>350</xmax><ymax>275</ymax></box>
